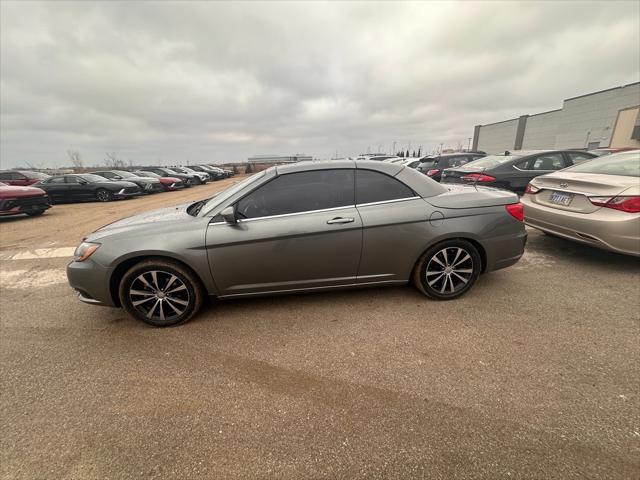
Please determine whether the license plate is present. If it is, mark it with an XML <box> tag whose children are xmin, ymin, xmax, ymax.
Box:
<box><xmin>549</xmin><ymin>191</ymin><xmax>573</xmax><ymax>206</ymax></box>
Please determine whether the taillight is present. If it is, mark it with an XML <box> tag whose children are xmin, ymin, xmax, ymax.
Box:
<box><xmin>427</xmin><ymin>169</ymin><xmax>440</xmax><ymax>177</ymax></box>
<box><xmin>462</xmin><ymin>173</ymin><xmax>496</xmax><ymax>182</ymax></box>
<box><xmin>524</xmin><ymin>183</ymin><xmax>540</xmax><ymax>194</ymax></box>
<box><xmin>588</xmin><ymin>196</ymin><xmax>640</xmax><ymax>213</ymax></box>
<box><xmin>505</xmin><ymin>203</ymin><xmax>524</xmax><ymax>221</ymax></box>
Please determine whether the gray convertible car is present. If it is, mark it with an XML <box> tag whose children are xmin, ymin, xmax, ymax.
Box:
<box><xmin>67</xmin><ymin>160</ymin><xmax>527</xmax><ymax>326</ymax></box>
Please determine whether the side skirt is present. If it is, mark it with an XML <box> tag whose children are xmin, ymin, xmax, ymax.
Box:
<box><xmin>215</xmin><ymin>280</ymin><xmax>408</xmax><ymax>299</ymax></box>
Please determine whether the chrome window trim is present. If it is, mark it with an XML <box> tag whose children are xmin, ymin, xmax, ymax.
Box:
<box><xmin>355</xmin><ymin>196</ymin><xmax>421</xmax><ymax>208</ymax></box>
<box><xmin>210</xmin><ymin>196</ymin><xmax>423</xmax><ymax>226</ymax></box>
<box><xmin>211</xmin><ymin>204</ymin><xmax>357</xmax><ymax>225</ymax></box>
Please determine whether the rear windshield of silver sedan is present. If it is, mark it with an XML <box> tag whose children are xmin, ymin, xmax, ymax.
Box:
<box><xmin>565</xmin><ymin>152</ymin><xmax>640</xmax><ymax>177</ymax></box>
<box><xmin>463</xmin><ymin>155</ymin><xmax>521</xmax><ymax>169</ymax></box>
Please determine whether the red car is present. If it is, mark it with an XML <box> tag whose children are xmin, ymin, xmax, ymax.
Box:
<box><xmin>133</xmin><ymin>170</ymin><xmax>185</xmax><ymax>191</ymax></box>
<box><xmin>0</xmin><ymin>170</ymin><xmax>50</xmax><ymax>186</ymax></box>
<box><xmin>0</xmin><ymin>182</ymin><xmax>52</xmax><ymax>217</ymax></box>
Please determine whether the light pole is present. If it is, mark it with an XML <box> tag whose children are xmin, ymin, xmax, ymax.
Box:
<box><xmin>467</xmin><ymin>137</ymin><xmax>471</xmax><ymax>151</ymax></box>
<box><xmin>392</xmin><ymin>141</ymin><xmax>397</xmax><ymax>155</ymax></box>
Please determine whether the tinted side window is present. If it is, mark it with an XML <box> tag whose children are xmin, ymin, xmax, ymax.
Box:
<box><xmin>236</xmin><ymin>169</ymin><xmax>354</xmax><ymax>219</ymax></box>
<box><xmin>65</xmin><ymin>176</ymin><xmax>81</xmax><ymax>183</ymax></box>
<box><xmin>356</xmin><ymin>170</ymin><xmax>415</xmax><ymax>205</ymax></box>
<box><xmin>48</xmin><ymin>177</ymin><xmax>65</xmax><ymax>184</ymax></box>
<box><xmin>527</xmin><ymin>153</ymin><xmax>565</xmax><ymax>171</ymax></box>
<box><xmin>0</xmin><ymin>172</ymin><xmax>10</xmax><ymax>180</ymax></box>
<box><xmin>100</xmin><ymin>172</ymin><xmax>115</xmax><ymax>179</ymax></box>
<box><xmin>567</xmin><ymin>152</ymin><xmax>595</xmax><ymax>165</ymax></box>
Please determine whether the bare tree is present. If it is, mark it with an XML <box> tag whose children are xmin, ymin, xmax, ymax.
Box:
<box><xmin>68</xmin><ymin>150</ymin><xmax>83</xmax><ymax>169</ymax></box>
<box><xmin>104</xmin><ymin>152</ymin><xmax>126</xmax><ymax>169</ymax></box>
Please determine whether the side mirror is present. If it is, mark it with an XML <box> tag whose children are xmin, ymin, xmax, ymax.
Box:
<box><xmin>221</xmin><ymin>206</ymin><xmax>237</xmax><ymax>224</ymax></box>
<box><xmin>114</xmin><ymin>175</ymin><xmax>122</xmax><ymax>180</ymax></box>
<box><xmin>79</xmin><ymin>180</ymin><xmax>88</xmax><ymax>185</ymax></box>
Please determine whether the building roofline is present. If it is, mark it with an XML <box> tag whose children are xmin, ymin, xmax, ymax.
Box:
<box><xmin>478</xmin><ymin>116</ymin><xmax>520</xmax><ymax>128</ymax></box>
<box><xmin>564</xmin><ymin>81</ymin><xmax>640</xmax><ymax>102</ymax></box>
<box><xmin>528</xmin><ymin>108</ymin><xmax>562</xmax><ymax>118</ymax></box>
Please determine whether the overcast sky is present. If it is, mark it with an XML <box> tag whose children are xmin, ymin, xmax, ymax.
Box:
<box><xmin>1</xmin><ymin>1</ymin><xmax>639</xmax><ymax>168</ymax></box>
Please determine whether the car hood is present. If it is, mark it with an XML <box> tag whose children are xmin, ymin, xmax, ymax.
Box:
<box><xmin>86</xmin><ymin>202</ymin><xmax>195</xmax><ymax>240</ymax></box>
<box><xmin>105</xmin><ymin>180</ymin><xmax>139</xmax><ymax>188</ymax></box>
<box><xmin>126</xmin><ymin>176</ymin><xmax>159</xmax><ymax>184</ymax></box>
<box><xmin>0</xmin><ymin>185</ymin><xmax>47</xmax><ymax>199</ymax></box>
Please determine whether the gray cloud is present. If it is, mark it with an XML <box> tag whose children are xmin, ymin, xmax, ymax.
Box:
<box><xmin>1</xmin><ymin>0</ymin><xmax>638</xmax><ymax>168</ymax></box>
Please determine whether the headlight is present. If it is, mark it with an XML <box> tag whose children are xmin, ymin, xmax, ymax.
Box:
<box><xmin>74</xmin><ymin>242</ymin><xmax>101</xmax><ymax>262</ymax></box>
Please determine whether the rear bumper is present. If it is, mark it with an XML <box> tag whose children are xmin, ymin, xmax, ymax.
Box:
<box><xmin>522</xmin><ymin>196</ymin><xmax>640</xmax><ymax>256</ymax></box>
<box><xmin>484</xmin><ymin>228</ymin><xmax>527</xmax><ymax>272</ymax></box>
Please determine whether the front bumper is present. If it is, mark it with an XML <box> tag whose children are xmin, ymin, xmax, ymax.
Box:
<box><xmin>522</xmin><ymin>196</ymin><xmax>640</xmax><ymax>256</ymax></box>
<box><xmin>0</xmin><ymin>196</ymin><xmax>51</xmax><ymax>216</ymax></box>
<box><xmin>67</xmin><ymin>259</ymin><xmax>117</xmax><ymax>307</ymax></box>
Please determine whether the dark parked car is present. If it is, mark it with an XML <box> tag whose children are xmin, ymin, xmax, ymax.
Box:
<box><xmin>204</xmin><ymin>165</ymin><xmax>234</xmax><ymax>178</ymax></box>
<box><xmin>190</xmin><ymin>165</ymin><xmax>224</xmax><ymax>180</ymax></box>
<box><xmin>133</xmin><ymin>171</ymin><xmax>184</xmax><ymax>191</ymax></box>
<box><xmin>36</xmin><ymin>174</ymin><xmax>141</xmax><ymax>203</ymax></box>
<box><xmin>67</xmin><ymin>160</ymin><xmax>526</xmax><ymax>327</ymax></box>
<box><xmin>138</xmin><ymin>167</ymin><xmax>196</xmax><ymax>187</ymax></box>
<box><xmin>170</xmin><ymin>166</ymin><xmax>209</xmax><ymax>184</ymax></box>
<box><xmin>92</xmin><ymin>170</ymin><xmax>164</xmax><ymax>194</ymax></box>
<box><xmin>0</xmin><ymin>170</ymin><xmax>50</xmax><ymax>186</ymax></box>
<box><xmin>440</xmin><ymin>150</ymin><xmax>598</xmax><ymax>194</ymax></box>
<box><xmin>417</xmin><ymin>153</ymin><xmax>486</xmax><ymax>182</ymax></box>
<box><xmin>0</xmin><ymin>182</ymin><xmax>51</xmax><ymax>217</ymax></box>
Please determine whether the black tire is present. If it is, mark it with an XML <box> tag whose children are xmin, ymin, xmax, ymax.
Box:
<box><xmin>119</xmin><ymin>259</ymin><xmax>204</xmax><ymax>327</ymax></box>
<box><xmin>412</xmin><ymin>239</ymin><xmax>481</xmax><ymax>300</ymax></box>
<box><xmin>26</xmin><ymin>209</ymin><xmax>46</xmax><ymax>217</ymax></box>
<box><xmin>193</xmin><ymin>177</ymin><xmax>202</xmax><ymax>185</ymax></box>
<box><xmin>96</xmin><ymin>188</ymin><xmax>113</xmax><ymax>202</ymax></box>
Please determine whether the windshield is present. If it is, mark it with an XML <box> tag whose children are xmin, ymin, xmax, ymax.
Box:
<box><xmin>136</xmin><ymin>171</ymin><xmax>159</xmax><ymax>178</ymax></box>
<box><xmin>18</xmin><ymin>170</ymin><xmax>49</xmax><ymax>179</ymax></box>
<box><xmin>181</xmin><ymin>167</ymin><xmax>196</xmax><ymax>173</ymax></box>
<box><xmin>199</xmin><ymin>172</ymin><xmax>265</xmax><ymax>216</ymax></box>
<box><xmin>161</xmin><ymin>168</ymin><xmax>179</xmax><ymax>175</ymax></box>
<box><xmin>563</xmin><ymin>152</ymin><xmax>639</xmax><ymax>177</ymax></box>
<box><xmin>112</xmin><ymin>170</ymin><xmax>135</xmax><ymax>178</ymax></box>
<box><xmin>417</xmin><ymin>160</ymin><xmax>435</xmax><ymax>170</ymax></box>
<box><xmin>462</xmin><ymin>155</ymin><xmax>521</xmax><ymax>169</ymax></box>
<box><xmin>81</xmin><ymin>174</ymin><xmax>108</xmax><ymax>183</ymax></box>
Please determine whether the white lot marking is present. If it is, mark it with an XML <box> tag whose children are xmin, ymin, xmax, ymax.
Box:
<box><xmin>1</xmin><ymin>247</ymin><xmax>75</xmax><ymax>261</ymax></box>
<box><xmin>0</xmin><ymin>268</ymin><xmax>67</xmax><ymax>289</ymax></box>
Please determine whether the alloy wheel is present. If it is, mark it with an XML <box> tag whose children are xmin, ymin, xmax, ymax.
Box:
<box><xmin>129</xmin><ymin>270</ymin><xmax>190</xmax><ymax>322</ymax></box>
<box><xmin>425</xmin><ymin>247</ymin><xmax>474</xmax><ymax>295</ymax></box>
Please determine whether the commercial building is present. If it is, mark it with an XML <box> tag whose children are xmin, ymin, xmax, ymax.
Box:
<box><xmin>247</xmin><ymin>154</ymin><xmax>313</xmax><ymax>164</ymax></box>
<box><xmin>472</xmin><ymin>82</ymin><xmax>640</xmax><ymax>154</ymax></box>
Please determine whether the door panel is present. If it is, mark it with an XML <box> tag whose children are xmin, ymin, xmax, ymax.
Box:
<box><xmin>356</xmin><ymin>198</ymin><xmax>434</xmax><ymax>282</ymax></box>
<box><xmin>206</xmin><ymin>207</ymin><xmax>363</xmax><ymax>295</ymax></box>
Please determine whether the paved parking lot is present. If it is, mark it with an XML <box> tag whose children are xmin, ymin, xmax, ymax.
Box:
<box><xmin>1</xmin><ymin>180</ymin><xmax>639</xmax><ymax>479</ymax></box>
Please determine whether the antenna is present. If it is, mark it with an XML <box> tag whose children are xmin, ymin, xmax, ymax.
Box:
<box><xmin>473</xmin><ymin>167</ymin><xmax>487</xmax><ymax>191</ymax></box>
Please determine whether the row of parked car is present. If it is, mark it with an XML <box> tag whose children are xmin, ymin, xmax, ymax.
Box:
<box><xmin>377</xmin><ymin>148</ymin><xmax>638</xmax><ymax>256</ymax></box>
<box><xmin>0</xmin><ymin>164</ymin><xmax>234</xmax><ymax>217</ymax></box>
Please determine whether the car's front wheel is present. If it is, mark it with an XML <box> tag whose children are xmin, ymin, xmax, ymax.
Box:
<box><xmin>96</xmin><ymin>188</ymin><xmax>113</xmax><ymax>202</ymax></box>
<box><xmin>119</xmin><ymin>259</ymin><xmax>204</xmax><ymax>327</ymax></box>
<box><xmin>413</xmin><ymin>239</ymin><xmax>481</xmax><ymax>300</ymax></box>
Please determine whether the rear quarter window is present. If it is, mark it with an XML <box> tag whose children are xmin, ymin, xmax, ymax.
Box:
<box><xmin>356</xmin><ymin>170</ymin><xmax>415</xmax><ymax>204</ymax></box>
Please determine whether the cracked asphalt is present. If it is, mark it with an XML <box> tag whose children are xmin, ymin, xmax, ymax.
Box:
<box><xmin>1</xmin><ymin>179</ymin><xmax>639</xmax><ymax>479</ymax></box>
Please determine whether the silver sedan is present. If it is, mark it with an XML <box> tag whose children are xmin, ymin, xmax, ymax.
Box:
<box><xmin>67</xmin><ymin>160</ymin><xmax>527</xmax><ymax>326</ymax></box>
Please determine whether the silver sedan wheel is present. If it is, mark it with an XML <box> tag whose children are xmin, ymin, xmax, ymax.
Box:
<box><xmin>129</xmin><ymin>270</ymin><xmax>190</xmax><ymax>322</ymax></box>
<box><xmin>425</xmin><ymin>247</ymin><xmax>474</xmax><ymax>295</ymax></box>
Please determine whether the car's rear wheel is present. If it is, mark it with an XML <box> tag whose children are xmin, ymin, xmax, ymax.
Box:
<box><xmin>119</xmin><ymin>259</ymin><xmax>204</xmax><ymax>327</ymax></box>
<box><xmin>413</xmin><ymin>239</ymin><xmax>481</xmax><ymax>300</ymax></box>
<box><xmin>96</xmin><ymin>189</ymin><xmax>113</xmax><ymax>202</ymax></box>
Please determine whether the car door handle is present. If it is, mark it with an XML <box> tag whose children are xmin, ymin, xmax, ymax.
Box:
<box><xmin>326</xmin><ymin>217</ymin><xmax>354</xmax><ymax>224</ymax></box>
